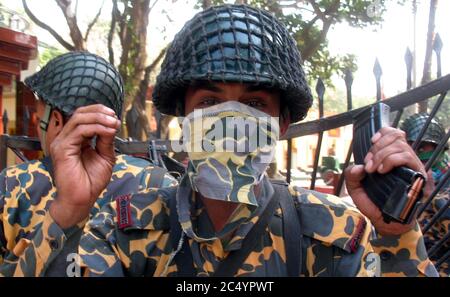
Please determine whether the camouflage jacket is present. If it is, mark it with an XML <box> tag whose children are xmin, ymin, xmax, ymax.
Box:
<box><xmin>419</xmin><ymin>191</ymin><xmax>450</xmax><ymax>277</ymax></box>
<box><xmin>10</xmin><ymin>175</ymin><xmax>438</xmax><ymax>277</ymax></box>
<box><xmin>0</xmin><ymin>154</ymin><xmax>177</xmax><ymax>276</ymax></box>
<box><xmin>9</xmin><ymin>178</ymin><xmax>438</xmax><ymax>276</ymax></box>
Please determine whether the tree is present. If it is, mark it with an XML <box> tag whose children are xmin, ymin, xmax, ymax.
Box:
<box><xmin>22</xmin><ymin>0</ymin><xmax>102</xmax><ymax>51</ymax></box>
<box><xmin>22</xmin><ymin>0</ymin><xmax>168</xmax><ymax>140</ymax></box>
<box><xmin>419</xmin><ymin>0</ymin><xmax>438</xmax><ymax>113</ymax></box>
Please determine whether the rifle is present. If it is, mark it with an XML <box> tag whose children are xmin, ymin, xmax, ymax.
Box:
<box><xmin>353</xmin><ymin>102</ymin><xmax>425</xmax><ymax>224</ymax></box>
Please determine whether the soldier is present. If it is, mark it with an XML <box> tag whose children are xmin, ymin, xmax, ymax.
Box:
<box><xmin>12</xmin><ymin>5</ymin><xmax>438</xmax><ymax>277</ymax></box>
<box><xmin>0</xmin><ymin>52</ymin><xmax>176</xmax><ymax>276</ymax></box>
<box><xmin>400</xmin><ymin>113</ymin><xmax>449</xmax><ymax>276</ymax></box>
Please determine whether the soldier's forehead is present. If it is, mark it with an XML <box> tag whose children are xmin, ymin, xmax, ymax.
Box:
<box><xmin>188</xmin><ymin>81</ymin><xmax>278</xmax><ymax>94</ymax></box>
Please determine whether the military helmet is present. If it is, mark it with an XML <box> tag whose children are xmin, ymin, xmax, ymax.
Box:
<box><xmin>24</xmin><ymin>51</ymin><xmax>124</xmax><ymax>118</ymax></box>
<box><xmin>153</xmin><ymin>4</ymin><xmax>313</xmax><ymax>123</ymax></box>
<box><xmin>400</xmin><ymin>113</ymin><xmax>448</xmax><ymax>149</ymax></box>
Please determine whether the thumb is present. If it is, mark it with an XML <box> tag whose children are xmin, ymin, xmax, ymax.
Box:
<box><xmin>344</xmin><ymin>164</ymin><xmax>366</xmax><ymax>191</ymax></box>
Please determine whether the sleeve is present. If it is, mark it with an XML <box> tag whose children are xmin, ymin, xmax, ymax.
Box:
<box><xmin>369</xmin><ymin>221</ymin><xmax>439</xmax><ymax>277</ymax></box>
<box><xmin>290</xmin><ymin>186</ymin><xmax>439</xmax><ymax>277</ymax></box>
<box><xmin>0</xmin><ymin>212</ymin><xmax>86</xmax><ymax>277</ymax></box>
<box><xmin>78</xmin><ymin>200</ymin><xmax>125</xmax><ymax>277</ymax></box>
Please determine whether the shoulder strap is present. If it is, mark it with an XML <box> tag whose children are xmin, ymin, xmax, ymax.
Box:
<box><xmin>213</xmin><ymin>191</ymin><xmax>280</xmax><ymax>277</ymax></box>
<box><xmin>168</xmin><ymin>180</ymin><xmax>300</xmax><ymax>277</ymax></box>
<box><xmin>168</xmin><ymin>192</ymin><xmax>196</xmax><ymax>276</ymax></box>
<box><xmin>147</xmin><ymin>166</ymin><xmax>168</xmax><ymax>188</ymax></box>
<box><xmin>272</xmin><ymin>180</ymin><xmax>303</xmax><ymax>277</ymax></box>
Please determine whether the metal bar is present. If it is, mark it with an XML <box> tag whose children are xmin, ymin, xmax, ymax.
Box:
<box><xmin>433</xmin><ymin>33</ymin><xmax>442</xmax><ymax>79</ymax></box>
<box><xmin>286</xmin><ymin>138</ymin><xmax>292</xmax><ymax>184</ymax></box>
<box><xmin>334</xmin><ymin>140</ymin><xmax>353</xmax><ymax>196</ymax></box>
<box><xmin>344</xmin><ymin>69</ymin><xmax>353</xmax><ymax>111</ymax></box>
<box><xmin>412</xmin><ymin>92</ymin><xmax>447</xmax><ymax>152</ymax></box>
<box><xmin>417</xmin><ymin>169</ymin><xmax>450</xmax><ymax>216</ymax></box>
<box><xmin>310</xmin><ymin>79</ymin><xmax>325</xmax><ymax>190</ymax></box>
<box><xmin>436</xmin><ymin>52</ymin><xmax>442</xmax><ymax>79</ymax></box>
<box><xmin>4</xmin><ymin>135</ymin><xmax>41</xmax><ymax>151</ymax></box>
<box><xmin>391</xmin><ymin>110</ymin><xmax>403</xmax><ymax>128</ymax></box>
<box><xmin>310</xmin><ymin>132</ymin><xmax>323</xmax><ymax>190</ymax></box>
<box><xmin>2</xmin><ymin>110</ymin><xmax>8</xmax><ymax>134</ymax></box>
<box><xmin>423</xmin><ymin>195</ymin><xmax>450</xmax><ymax>234</ymax></box>
<box><xmin>425</xmin><ymin>129</ymin><xmax>450</xmax><ymax>171</ymax></box>
<box><xmin>435</xmin><ymin>249</ymin><xmax>450</xmax><ymax>269</ymax></box>
<box><xmin>405</xmin><ymin>47</ymin><xmax>413</xmax><ymax>91</ymax></box>
<box><xmin>282</xmin><ymin>74</ymin><xmax>450</xmax><ymax>140</ymax></box>
<box><xmin>427</xmin><ymin>231</ymin><xmax>450</xmax><ymax>258</ymax></box>
<box><xmin>9</xmin><ymin>147</ymin><xmax>28</xmax><ymax>162</ymax></box>
<box><xmin>374</xmin><ymin>58</ymin><xmax>382</xmax><ymax>102</ymax></box>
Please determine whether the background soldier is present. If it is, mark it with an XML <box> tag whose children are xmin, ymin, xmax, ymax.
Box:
<box><xmin>0</xmin><ymin>52</ymin><xmax>176</xmax><ymax>276</ymax></box>
<box><xmin>10</xmin><ymin>5</ymin><xmax>439</xmax><ymax>277</ymax></box>
<box><xmin>400</xmin><ymin>113</ymin><xmax>449</xmax><ymax>276</ymax></box>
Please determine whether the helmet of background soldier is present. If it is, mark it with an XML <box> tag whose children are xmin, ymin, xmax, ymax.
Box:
<box><xmin>400</xmin><ymin>113</ymin><xmax>448</xmax><ymax>149</ymax></box>
<box><xmin>152</xmin><ymin>4</ymin><xmax>313</xmax><ymax>123</ymax></box>
<box><xmin>24</xmin><ymin>51</ymin><xmax>124</xmax><ymax>118</ymax></box>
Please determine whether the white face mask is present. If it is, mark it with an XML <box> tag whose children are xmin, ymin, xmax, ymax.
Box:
<box><xmin>181</xmin><ymin>101</ymin><xmax>279</xmax><ymax>206</ymax></box>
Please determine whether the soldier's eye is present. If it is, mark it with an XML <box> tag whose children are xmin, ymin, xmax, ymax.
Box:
<box><xmin>198</xmin><ymin>98</ymin><xmax>220</xmax><ymax>107</ymax></box>
<box><xmin>245</xmin><ymin>100</ymin><xmax>265</xmax><ymax>109</ymax></box>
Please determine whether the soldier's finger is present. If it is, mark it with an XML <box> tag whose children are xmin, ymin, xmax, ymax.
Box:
<box><xmin>60</xmin><ymin>112</ymin><xmax>120</xmax><ymax>138</ymax></box>
<box><xmin>345</xmin><ymin>165</ymin><xmax>381</xmax><ymax>222</ymax></box>
<box><xmin>95</xmin><ymin>131</ymin><xmax>117</xmax><ymax>161</ymax></box>
<box><xmin>366</xmin><ymin>140</ymin><xmax>405</xmax><ymax>173</ymax></box>
<box><xmin>344</xmin><ymin>164</ymin><xmax>365</xmax><ymax>189</ymax></box>
<box><xmin>71</xmin><ymin>104</ymin><xmax>116</xmax><ymax>117</ymax></box>
<box><xmin>67</xmin><ymin>124</ymin><xmax>118</xmax><ymax>147</ymax></box>
<box><xmin>376</xmin><ymin>151</ymin><xmax>424</xmax><ymax>175</ymax></box>
<box><xmin>370</xmin><ymin>129</ymin><xmax>406</xmax><ymax>155</ymax></box>
<box><xmin>371</xmin><ymin>127</ymin><xmax>403</xmax><ymax>141</ymax></box>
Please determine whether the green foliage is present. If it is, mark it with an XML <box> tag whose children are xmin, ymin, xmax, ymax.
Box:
<box><xmin>38</xmin><ymin>46</ymin><xmax>65</xmax><ymax>68</ymax></box>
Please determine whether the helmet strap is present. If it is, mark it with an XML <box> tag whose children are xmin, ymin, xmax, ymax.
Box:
<box><xmin>39</xmin><ymin>104</ymin><xmax>52</xmax><ymax>156</ymax></box>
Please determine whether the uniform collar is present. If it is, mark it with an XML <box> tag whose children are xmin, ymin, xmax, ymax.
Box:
<box><xmin>176</xmin><ymin>174</ymin><xmax>274</xmax><ymax>251</ymax></box>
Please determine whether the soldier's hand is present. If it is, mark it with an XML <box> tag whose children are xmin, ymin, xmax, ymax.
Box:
<box><xmin>345</xmin><ymin>127</ymin><xmax>426</xmax><ymax>236</ymax></box>
<box><xmin>49</xmin><ymin>104</ymin><xmax>121</xmax><ymax>228</ymax></box>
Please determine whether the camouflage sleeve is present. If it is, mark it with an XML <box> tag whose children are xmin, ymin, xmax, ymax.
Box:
<box><xmin>78</xmin><ymin>200</ymin><xmax>125</xmax><ymax>277</ymax></box>
<box><xmin>370</xmin><ymin>221</ymin><xmax>439</xmax><ymax>277</ymax></box>
<box><xmin>0</xmin><ymin>212</ymin><xmax>85</xmax><ymax>277</ymax></box>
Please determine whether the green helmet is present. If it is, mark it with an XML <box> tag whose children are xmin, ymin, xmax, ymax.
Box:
<box><xmin>400</xmin><ymin>113</ymin><xmax>448</xmax><ymax>149</ymax></box>
<box><xmin>24</xmin><ymin>51</ymin><xmax>124</xmax><ymax>118</ymax></box>
<box><xmin>153</xmin><ymin>4</ymin><xmax>313</xmax><ymax>123</ymax></box>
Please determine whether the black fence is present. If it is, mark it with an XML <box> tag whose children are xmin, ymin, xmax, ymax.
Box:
<box><xmin>0</xmin><ymin>39</ymin><xmax>449</xmax><ymax>272</ymax></box>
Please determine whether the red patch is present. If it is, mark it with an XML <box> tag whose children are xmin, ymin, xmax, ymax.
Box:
<box><xmin>116</xmin><ymin>194</ymin><xmax>133</xmax><ymax>229</ymax></box>
<box><xmin>349</xmin><ymin>218</ymin><xmax>367</xmax><ymax>252</ymax></box>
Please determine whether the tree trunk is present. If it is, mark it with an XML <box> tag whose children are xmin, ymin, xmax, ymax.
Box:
<box><xmin>55</xmin><ymin>0</ymin><xmax>87</xmax><ymax>50</ymax></box>
<box><xmin>419</xmin><ymin>0</ymin><xmax>438</xmax><ymax>113</ymax></box>
<box><xmin>115</xmin><ymin>0</ymin><xmax>151</xmax><ymax>138</ymax></box>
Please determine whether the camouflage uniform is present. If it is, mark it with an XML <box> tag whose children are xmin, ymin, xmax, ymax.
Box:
<box><xmin>0</xmin><ymin>155</ymin><xmax>177</xmax><ymax>276</ymax></box>
<box><xmin>67</xmin><ymin>178</ymin><xmax>436</xmax><ymax>276</ymax></box>
<box><xmin>400</xmin><ymin>113</ymin><xmax>450</xmax><ymax>277</ymax></box>
<box><xmin>419</xmin><ymin>192</ymin><xmax>450</xmax><ymax>277</ymax></box>
<box><xmin>6</xmin><ymin>175</ymin><xmax>436</xmax><ymax>277</ymax></box>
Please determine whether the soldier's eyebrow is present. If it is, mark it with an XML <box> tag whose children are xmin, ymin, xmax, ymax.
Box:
<box><xmin>190</xmin><ymin>81</ymin><xmax>223</xmax><ymax>93</ymax></box>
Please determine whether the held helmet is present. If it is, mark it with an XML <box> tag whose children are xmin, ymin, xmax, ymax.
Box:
<box><xmin>24</xmin><ymin>51</ymin><xmax>124</xmax><ymax>118</ymax></box>
<box><xmin>153</xmin><ymin>4</ymin><xmax>313</xmax><ymax>123</ymax></box>
<box><xmin>400</xmin><ymin>113</ymin><xmax>448</xmax><ymax>149</ymax></box>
